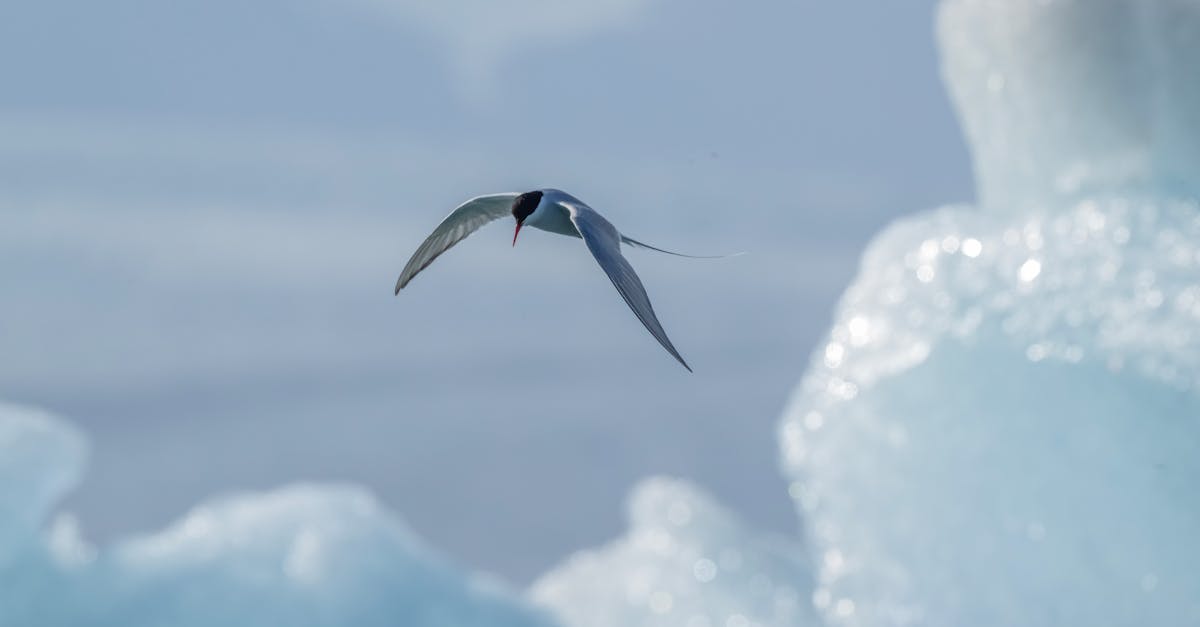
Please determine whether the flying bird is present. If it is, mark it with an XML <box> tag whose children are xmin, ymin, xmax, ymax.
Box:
<box><xmin>395</xmin><ymin>188</ymin><xmax>731</xmax><ymax>372</ymax></box>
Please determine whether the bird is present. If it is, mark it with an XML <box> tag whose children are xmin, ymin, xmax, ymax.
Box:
<box><xmin>395</xmin><ymin>188</ymin><xmax>732</xmax><ymax>372</ymax></box>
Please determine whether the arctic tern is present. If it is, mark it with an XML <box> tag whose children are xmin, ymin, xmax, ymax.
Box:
<box><xmin>395</xmin><ymin>188</ymin><xmax>732</xmax><ymax>372</ymax></box>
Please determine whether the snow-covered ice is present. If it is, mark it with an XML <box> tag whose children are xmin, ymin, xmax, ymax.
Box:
<box><xmin>781</xmin><ymin>1</ymin><xmax>1200</xmax><ymax>625</ymax></box>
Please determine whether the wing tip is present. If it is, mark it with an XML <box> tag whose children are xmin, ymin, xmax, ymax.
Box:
<box><xmin>671</xmin><ymin>349</ymin><xmax>693</xmax><ymax>372</ymax></box>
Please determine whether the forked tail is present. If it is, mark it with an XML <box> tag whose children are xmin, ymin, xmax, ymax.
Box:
<box><xmin>620</xmin><ymin>235</ymin><xmax>745</xmax><ymax>259</ymax></box>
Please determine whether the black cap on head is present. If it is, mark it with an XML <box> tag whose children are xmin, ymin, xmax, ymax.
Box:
<box><xmin>511</xmin><ymin>190</ymin><xmax>542</xmax><ymax>223</ymax></box>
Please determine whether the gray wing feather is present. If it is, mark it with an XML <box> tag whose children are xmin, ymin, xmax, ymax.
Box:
<box><xmin>395</xmin><ymin>193</ymin><xmax>518</xmax><ymax>293</ymax></box>
<box><xmin>564</xmin><ymin>202</ymin><xmax>693</xmax><ymax>372</ymax></box>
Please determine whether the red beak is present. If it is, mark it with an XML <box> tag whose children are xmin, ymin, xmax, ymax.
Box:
<box><xmin>512</xmin><ymin>221</ymin><xmax>523</xmax><ymax>247</ymax></box>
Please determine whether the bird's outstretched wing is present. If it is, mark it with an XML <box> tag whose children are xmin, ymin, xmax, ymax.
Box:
<box><xmin>395</xmin><ymin>193</ymin><xmax>518</xmax><ymax>293</ymax></box>
<box><xmin>561</xmin><ymin>199</ymin><xmax>693</xmax><ymax>372</ymax></box>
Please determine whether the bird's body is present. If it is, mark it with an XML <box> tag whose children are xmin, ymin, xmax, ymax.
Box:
<box><xmin>395</xmin><ymin>188</ymin><xmax>728</xmax><ymax>372</ymax></box>
<box><xmin>519</xmin><ymin>189</ymin><xmax>581</xmax><ymax>238</ymax></box>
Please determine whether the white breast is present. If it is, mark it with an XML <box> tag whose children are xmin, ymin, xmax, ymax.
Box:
<box><xmin>526</xmin><ymin>192</ymin><xmax>584</xmax><ymax>238</ymax></box>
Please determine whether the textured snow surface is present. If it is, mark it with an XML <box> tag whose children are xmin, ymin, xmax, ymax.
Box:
<box><xmin>531</xmin><ymin>478</ymin><xmax>813</xmax><ymax>627</ymax></box>
<box><xmin>0</xmin><ymin>403</ymin><xmax>553</xmax><ymax>627</ymax></box>
<box><xmin>781</xmin><ymin>1</ymin><xmax>1200</xmax><ymax>625</ymax></box>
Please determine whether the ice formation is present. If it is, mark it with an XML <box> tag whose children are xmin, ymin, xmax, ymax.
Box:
<box><xmin>940</xmin><ymin>0</ymin><xmax>1200</xmax><ymax>209</ymax></box>
<box><xmin>0</xmin><ymin>403</ymin><xmax>86</xmax><ymax>564</ymax></box>
<box><xmin>2</xmin><ymin>400</ymin><xmax>806</xmax><ymax>627</ymax></box>
<box><xmin>781</xmin><ymin>1</ymin><xmax>1200</xmax><ymax>626</ymax></box>
<box><xmin>0</xmin><ymin>402</ymin><xmax>554</xmax><ymax>627</ymax></box>
<box><xmin>531</xmin><ymin>477</ymin><xmax>813</xmax><ymax>627</ymax></box>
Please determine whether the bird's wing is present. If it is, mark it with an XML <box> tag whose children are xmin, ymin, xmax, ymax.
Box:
<box><xmin>561</xmin><ymin>199</ymin><xmax>693</xmax><ymax>372</ymax></box>
<box><xmin>395</xmin><ymin>193</ymin><xmax>518</xmax><ymax>293</ymax></box>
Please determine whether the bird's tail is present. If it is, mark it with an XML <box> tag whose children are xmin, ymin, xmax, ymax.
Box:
<box><xmin>620</xmin><ymin>235</ymin><xmax>745</xmax><ymax>259</ymax></box>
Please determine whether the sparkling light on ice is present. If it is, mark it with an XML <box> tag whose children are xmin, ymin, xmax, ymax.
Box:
<box><xmin>531</xmin><ymin>478</ymin><xmax>813</xmax><ymax>627</ymax></box>
<box><xmin>781</xmin><ymin>0</ymin><xmax>1200</xmax><ymax>625</ymax></box>
<box><xmin>5</xmin><ymin>0</ymin><xmax>1200</xmax><ymax>625</ymax></box>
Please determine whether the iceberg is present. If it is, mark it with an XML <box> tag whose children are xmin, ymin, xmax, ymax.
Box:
<box><xmin>531</xmin><ymin>477</ymin><xmax>813</xmax><ymax>627</ymax></box>
<box><xmin>2</xmin><ymin>402</ymin><xmax>804</xmax><ymax>627</ymax></box>
<box><xmin>0</xmin><ymin>403</ymin><xmax>86</xmax><ymax>564</ymax></box>
<box><xmin>0</xmin><ymin>403</ymin><xmax>554</xmax><ymax>627</ymax></box>
<box><xmin>781</xmin><ymin>1</ymin><xmax>1200</xmax><ymax>625</ymax></box>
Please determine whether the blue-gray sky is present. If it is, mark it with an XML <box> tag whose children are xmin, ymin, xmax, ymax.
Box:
<box><xmin>0</xmin><ymin>0</ymin><xmax>969</xmax><ymax>582</ymax></box>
